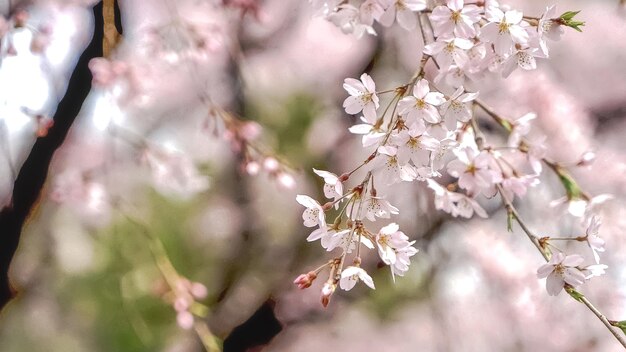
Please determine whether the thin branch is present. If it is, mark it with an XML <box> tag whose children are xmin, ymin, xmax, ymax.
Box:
<box><xmin>470</xmin><ymin>113</ymin><xmax>626</xmax><ymax>349</ymax></box>
<box><xmin>581</xmin><ymin>296</ymin><xmax>626</xmax><ymax>348</ymax></box>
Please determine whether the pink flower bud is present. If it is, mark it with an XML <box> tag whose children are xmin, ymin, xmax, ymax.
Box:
<box><xmin>277</xmin><ymin>172</ymin><xmax>295</xmax><ymax>189</ymax></box>
<box><xmin>577</xmin><ymin>151</ymin><xmax>596</xmax><ymax>167</ymax></box>
<box><xmin>245</xmin><ymin>161</ymin><xmax>260</xmax><ymax>175</ymax></box>
<box><xmin>174</xmin><ymin>296</ymin><xmax>191</xmax><ymax>312</ymax></box>
<box><xmin>176</xmin><ymin>311</ymin><xmax>194</xmax><ymax>330</ymax></box>
<box><xmin>263</xmin><ymin>157</ymin><xmax>279</xmax><ymax>172</ymax></box>
<box><xmin>239</xmin><ymin>121</ymin><xmax>262</xmax><ymax>141</ymax></box>
<box><xmin>36</xmin><ymin>116</ymin><xmax>53</xmax><ymax>137</ymax></box>
<box><xmin>190</xmin><ymin>282</ymin><xmax>208</xmax><ymax>300</ymax></box>
<box><xmin>293</xmin><ymin>271</ymin><xmax>317</xmax><ymax>289</ymax></box>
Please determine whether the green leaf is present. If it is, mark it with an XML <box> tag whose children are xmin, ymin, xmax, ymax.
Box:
<box><xmin>612</xmin><ymin>321</ymin><xmax>626</xmax><ymax>335</ymax></box>
<box><xmin>554</xmin><ymin>166</ymin><xmax>583</xmax><ymax>200</ymax></box>
<box><xmin>558</xmin><ymin>10</ymin><xmax>585</xmax><ymax>32</ymax></box>
<box><xmin>559</xmin><ymin>10</ymin><xmax>581</xmax><ymax>21</ymax></box>
<box><xmin>565</xmin><ymin>286</ymin><xmax>585</xmax><ymax>303</ymax></box>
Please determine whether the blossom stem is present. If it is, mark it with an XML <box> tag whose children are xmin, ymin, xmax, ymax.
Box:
<box><xmin>546</xmin><ymin>237</ymin><xmax>582</xmax><ymax>241</ymax></box>
<box><xmin>497</xmin><ymin>182</ymin><xmax>626</xmax><ymax>348</ymax></box>
<box><xmin>194</xmin><ymin>322</ymin><xmax>222</xmax><ymax>352</ymax></box>
<box><xmin>125</xmin><ymin>214</ymin><xmax>223</xmax><ymax>351</ymax></box>
<box><xmin>496</xmin><ymin>184</ymin><xmax>547</xmax><ymax>259</ymax></box>
<box><xmin>473</xmin><ymin>99</ymin><xmax>592</xmax><ymax>199</ymax></box>
<box><xmin>473</xmin><ymin>100</ymin><xmax>512</xmax><ymax>132</ymax></box>
<box><xmin>470</xmin><ymin>109</ymin><xmax>626</xmax><ymax>347</ymax></box>
<box><xmin>580</xmin><ymin>296</ymin><xmax>626</xmax><ymax>348</ymax></box>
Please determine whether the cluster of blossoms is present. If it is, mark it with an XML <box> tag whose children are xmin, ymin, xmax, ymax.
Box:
<box><xmin>311</xmin><ymin>0</ymin><xmax>583</xmax><ymax>79</ymax></box>
<box><xmin>204</xmin><ymin>107</ymin><xmax>296</xmax><ymax>189</ymax></box>
<box><xmin>159</xmin><ymin>277</ymin><xmax>208</xmax><ymax>330</ymax></box>
<box><xmin>298</xmin><ymin>0</ymin><xmax>609</xmax><ymax>311</ymax></box>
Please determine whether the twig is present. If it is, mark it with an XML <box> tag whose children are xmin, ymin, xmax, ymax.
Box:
<box><xmin>470</xmin><ymin>113</ymin><xmax>626</xmax><ymax>349</ymax></box>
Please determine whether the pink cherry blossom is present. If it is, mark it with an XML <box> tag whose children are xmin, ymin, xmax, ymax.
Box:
<box><xmin>424</xmin><ymin>36</ymin><xmax>474</xmax><ymax>71</ymax></box>
<box><xmin>398</xmin><ymin>79</ymin><xmax>445</xmax><ymax>125</ymax></box>
<box><xmin>429</xmin><ymin>0</ymin><xmax>482</xmax><ymax>38</ymax></box>
<box><xmin>379</xmin><ymin>0</ymin><xmax>427</xmax><ymax>30</ymax></box>
<box><xmin>537</xmin><ymin>252</ymin><xmax>586</xmax><ymax>296</ymax></box>
<box><xmin>480</xmin><ymin>7</ymin><xmax>529</xmax><ymax>56</ymax></box>
<box><xmin>446</xmin><ymin>147</ymin><xmax>502</xmax><ymax>196</ymax></box>
<box><xmin>340</xmin><ymin>266</ymin><xmax>376</xmax><ymax>290</ymax></box>
<box><xmin>343</xmin><ymin>73</ymin><xmax>380</xmax><ymax>123</ymax></box>
<box><xmin>584</xmin><ymin>216</ymin><xmax>605</xmax><ymax>264</ymax></box>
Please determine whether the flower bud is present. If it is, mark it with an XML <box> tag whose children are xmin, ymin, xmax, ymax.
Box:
<box><xmin>577</xmin><ymin>151</ymin><xmax>596</xmax><ymax>167</ymax></box>
<box><xmin>263</xmin><ymin>157</ymin><xmax>279</xmax><ymax>172</ymax></box>
<box><xmin>176</xmin><ymin>311</ymin><xmax>194</xmax><ymax>330</ymax></box>
<box><xmin>277</xmin><ymin>172</ymin><xmax>295</xmax><ymax>189</ymax></box>
<box><xmin>244</xmin><ymin>161</ymin><xmax>260</xmax><ymax>175</ymax></box>
<box><xmin>293</xmin><ymin>271</ymin><xmax>317</xmax><ymax>289</ymax></box>
<box><xmin>190</xmin><ymin>282</ymin><xmax>208</xmax><ymax>300</ymax></box>
<box><xmin>320</xmin><ymin>281</ymin><xmax>336</xmax><ymax>308</ymax></box>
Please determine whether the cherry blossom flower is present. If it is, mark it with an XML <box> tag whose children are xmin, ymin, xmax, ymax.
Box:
<box><xmin>582</xmin><ymin>264</ymin><xmax>608</xmax><ymax>280</ymax></box>
<box><xmin>429</xmin><ymin>0</ymin><xmax>482</xmax><ymax>38</ymax></box>
<box><xmin>549</xmin><ymin>194</ymin><xmax>613</xmax><ymax>219</ymax></box>
<box><xmin>375</xmin><ymin>223</ymin><xmax>411</xmax><ymax>265</ymax></box>
<box><xmin>348</xmin><ymin>117</ymin><xmax>386</xmax><ymax>147</ymax></box>
<box><xmin>379</xmin><ymin>0</ymin><xmax>427</xmax><ymax>30</ymax></box>
<box><xmin>500</xmin><ymin>175</ymin><xmax>539</xmax><ymax>201</ymax></box>
<box><xmin>537</xmin><ymin>252</ymin><xmax>586</xmax><ymax>296</ymax></box>
<box><xmin>424</xmin><ymin>37</ymin><xmax>473</xmax><ymax>71</ymax></box>
<box><xmin>343</xmin><ymin>73</ymin><xmax>380</xmax><ymax>123</ymax></box>
<box><xmin>584</xmin><ymin>216</ymin><xmax>605</xmax><ymax>264</ymax></box>
<box><xmin>313</xmin><ymin>168</ymin><xmax>344</xmax><ymax>203</ymax></box>
<box><xmin>393</xmin><ymin>124</ymin><xmax>438</xmax><ymax>167</ymax></box>
<box><xmin>501</xmin><ymin>45</ymin><xmax>539</xmax><ymax>78</ymax></box>
<box><xmin>307</xmin><ymin>227</ymin><xmax>349</xmax><ymax>251</ymax></box>
<box><xmin>439</xmin><ymin>87</ymin><xmax>478</xmax><ymax>128</ymax></box>
<box><xmin>446</xmin><ymin>147</ymin><xmax>502</xmax><ymax>196</ymax></box>
<box><xmin>538</xmin><ymin>5</ymin><xmax>564</xmax><ymax>42</ymax></box>
<box><xmin>453</xmin><ymin>194</ymin><xmax>488</xmax><ymax>218</ymax></box>
<box><xmin>360</xmin><ymin>0</ymin><xmax>385</xmax><ymax>26</ymax></box>
<box><xmin>328</xmin><ymin>5</ymin><xmax>377</xmax><ymax>38</ymax></box>
<box><xmin>427</xmin><ymin>179</ymin><xmax>488</xmax><ymax>218</ymax></box>
<box><xmin>296</xmin><ymin>194</ymin><xmax>326</xmax><ymax>229</ymax></box>
<box><xmin>364</xmin><ymin>196</ymin><xmax>399</xmax><ymax>221</ymax></box>
<box><xmin>340</xmin><ymin>266</ymin><xmax>375</xmax><ymax>290</ymax></box>
<box><xmin>430</xmin><ymin>135</ymin><xmax>458</xmax><ymax>172</ymax></box>
<box><xmin>480</xmin><ymin>7</ymin><xmax>529</xmax><ymax>55</ymax></box>
<box><xmin>375</xmin><ymin>145</ymin><xmax>418</xmax><ymax>184</ymax></box>
<box><xmin>398</xmin><ymin>79</ymin><xmax>445</xmax><ymax>125</ymax></box>
<box><xmin>390</xmin><ymin>242</ymin><xmax>418</xmax><ymax>280</ymax></box>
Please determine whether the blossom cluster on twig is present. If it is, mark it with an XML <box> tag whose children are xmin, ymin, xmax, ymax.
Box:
<box><xmin>296</xmin><ymin>0</ymin><xmax>626</xmax><ymax>348</ymax></box>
